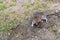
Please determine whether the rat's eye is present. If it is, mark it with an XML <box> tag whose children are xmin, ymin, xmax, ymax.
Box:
<box><xmin>41</xmin><ymin>19</ymin><xmax>46</xmax><ymax>22</ymax></box>
<box><xmin>34</xmin><ymin>23</ymin><xmax>37</xmax><ymax>26</ymax></box>
<box><xmin>41</xmin><ymin>15</ymin><xmax>47</xmax><ymax>22</ymax></box>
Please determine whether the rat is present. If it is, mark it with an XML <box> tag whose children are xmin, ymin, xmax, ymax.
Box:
<box><xmin>31</xmin><ymin>11</ymin><xmax>47</xmax><ymax>28</ymax></box>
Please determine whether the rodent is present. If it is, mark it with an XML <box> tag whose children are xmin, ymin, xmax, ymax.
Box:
<box><xmin>31</xmin><ymin>11</ymin><xmax>60</xmax><ymax>28</ymax></box>
<box><xmin>31</xmin><ymin>11</ymin><xmax>47</xmax><ymax>28</ymax></box>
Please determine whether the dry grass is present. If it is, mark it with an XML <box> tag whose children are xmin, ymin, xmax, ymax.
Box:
<box><xmin>0</xmin><ymin>0</ymin><xmax>58</xmax><ymax>32</ymax></box>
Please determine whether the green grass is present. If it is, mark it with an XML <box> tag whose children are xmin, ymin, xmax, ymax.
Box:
<box><xmin>5</xmin><ymin>21</ymin><xmax>13</xmax><ymax>30</ymax></box>
<box><xmin>0</xmin><ymin>0</ymin><xmax>3</xmax><ymax>3</ymax></box>
<box><xmin>4</xmin><ymin>12</ymin><xmax>9</xmax><ymax>17</ymax></box>
<box><xmin>24</xmin><ymin>11</ymin><xmax>29</xmax><ymax>16</ymax></box>
<box><xmin>7</xmin><ymin>3</ymin><xmax>16</xmax><ymax>8</ymax></box>
<box><xmin>11</xmin><ymin>11</ymin><xmax>16</xmax><ymax>14</ymax></box>
<box><xmin>9</xmin><ymin>3</ymin><xmax>16</xmax><ymax>7</ymax></box>
<box><xmin>22</xmin><ymin>3</ymin><xmax>31</xmax><ymax>8</ymax></box>
<box><xmin>0</xmin><ymin>4</ymin><xmax>6</xmax><ymax>10</ymax></box>
<box><xmin>12</xmin><ymin>0</ymin><xmax>16</xmax><ymax>2</ymax></box>
<box><xmin>0</xmin><ymin>12</ymin><xmax>17</xmax><ymax>32</ymax></box>
<box><xmin>0</xmin><ymin>29</ymin><xmax>3</xmax><ymax>32</ymax></box>
<box><xmin>28</xmin><ymin>0</ymin><xmax>31</xmax><ymax>3</ymax></box>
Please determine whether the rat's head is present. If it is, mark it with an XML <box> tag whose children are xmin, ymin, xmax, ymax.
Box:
<box><xmin>31</xmin><ymin>11</ymin><xmax>47</xmax><ymax>28</ymax></box>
